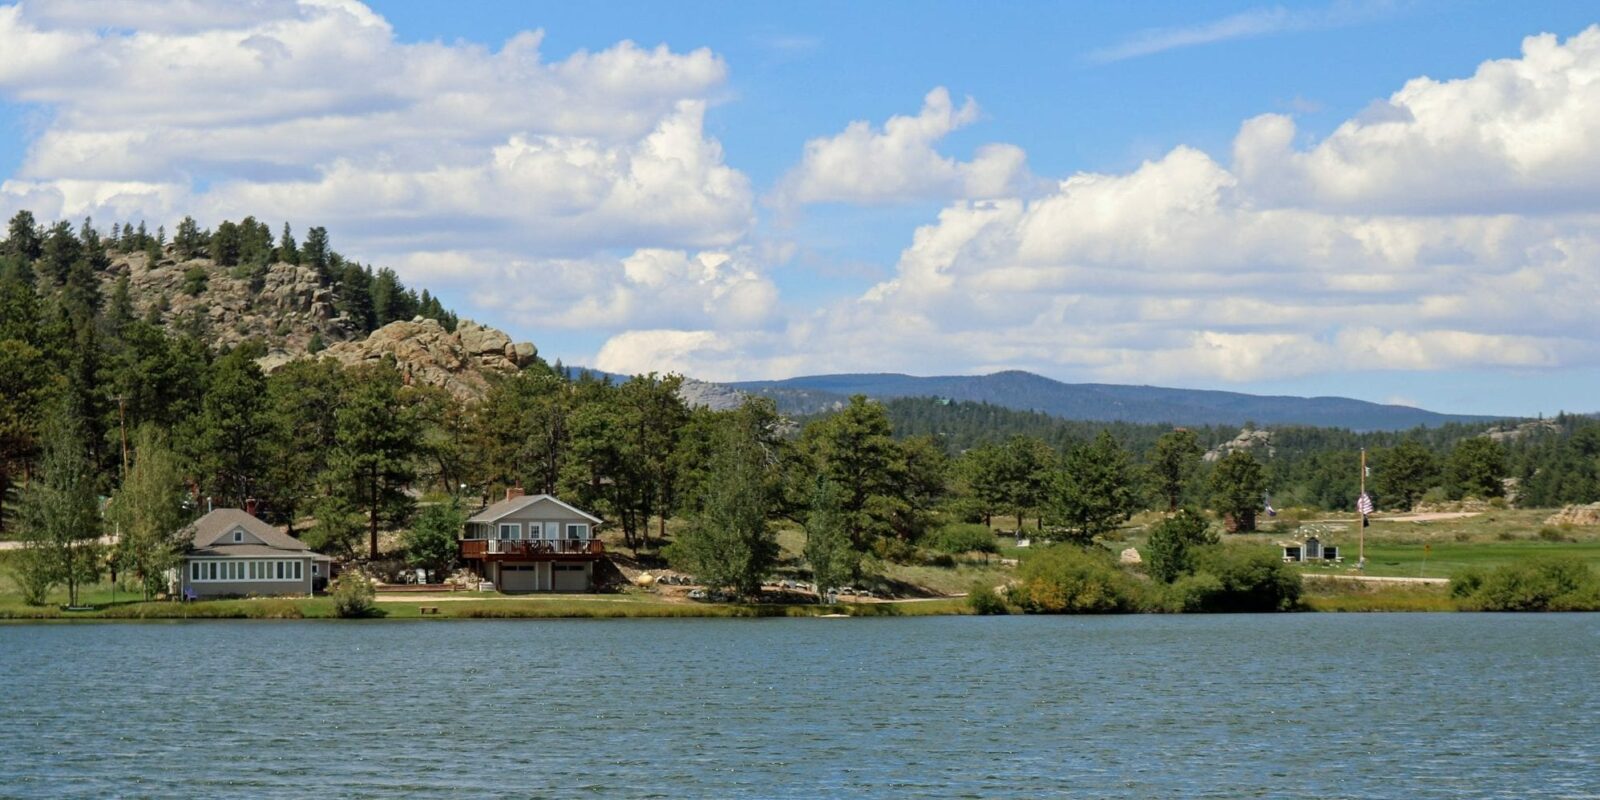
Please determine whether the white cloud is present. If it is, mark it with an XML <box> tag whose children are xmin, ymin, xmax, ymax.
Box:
<box><xmin>0</xmin><ymin>1</ymin><xmax>749</xmax><ymax>256</ymax></box>
<box><xmin>1234</xmin><ymin>27</ymin><xmax>1600</xmax><ymax>214</ymax></box>
<box><xmin>1085</xmin><ymin>1</ymin><xmax>1396</xmax><ymax>64</ymax></box>
<box><xmin>603</xmin><ymin>27</ymin><xmax>1600</xmax><ymax>384</ymax></box>
<box><xmin>772</xmin><ymin>87</ymin><xmax>1035</xmax><ymax>207</ymax></box>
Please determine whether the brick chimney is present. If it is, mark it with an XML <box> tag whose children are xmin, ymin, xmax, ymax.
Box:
<box><xmin>505</xmin><ymin>483</ymin><xmax>525</xmax><ymax>502</ymax></box>
<box><xmin>245</xmin><ymin>498</ymin><xmax>258</xmax><ymax>516</ymax></box>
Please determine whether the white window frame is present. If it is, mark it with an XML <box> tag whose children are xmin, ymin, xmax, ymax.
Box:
<box><xmin>293</xmin><ymin>561</ymin><xmax>302</xmax><ymax>581</ymax></box>
<box><xmin>566</xmin><ymin>523</ymin><xmax>588</xmax><ymax>540</ymax></box>
<box><xmin>498</xmin><ymin>523</ymin><xmax>519</xmax><ymax>540</ymax></box>
<box><xmin>233</xmin><ymin>529</ymin><xmax>243</xmax><ymax>543</ymax></box>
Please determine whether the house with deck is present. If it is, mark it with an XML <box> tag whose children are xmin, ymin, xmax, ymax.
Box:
<box><xmin>179</xmin><ymin>508</ymin><xmax>333</xmax><ymax>598</ymax></box>
<box><xmin>460</xmin><ymin>489</ymin><xmax>605</xmax><ymax>592</ymax></box>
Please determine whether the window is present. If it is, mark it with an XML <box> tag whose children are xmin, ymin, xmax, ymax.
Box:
<box><xmin>498</xmin><ymin>523</ymin><xmax>519</xmax><ymax>540</ymax></box>
<box><xmin>275</xmin><ymin>561</ymin><xmax>285</xmax><ymax>580</ymax></box>
<box><xmin>208</xmin><ymin>562</ymin><xmax>217</xmax><ymax>581</ymax></box>
<box><xmin>191</xmin><ymin>562</ymin><xmax>200</xmax><ymax>581</ymax></box>
<box><xmin>294</xmin><ymin>561</ymin><xmax>303</xmax><ymax>580</ymax></box>
<box><xmin>233</xmin><ymin>529</ymin><xmax>243</xmax><ymax>543</ymax></box>
<box><xmin>248</xmin><ymin>562</ymin><xmax>257</xmax><ymax>580</ymax></box>
<box><xmin>566</xmin><ymin>523</ymin><xmax>588</xmax><ymax>540</ymax></box>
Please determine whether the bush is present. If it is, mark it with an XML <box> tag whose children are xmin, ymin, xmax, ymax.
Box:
<box><xmin>1189</xmin><ymin>547</ymin><xmax>1303</xmax><ymax>612</ymax></box>
<box><xmin>926</xmin><ymin>523</ymin><xmax>999</xmax><ymax>555</ymax></box>
<box><xmin>1143</xmin><ymin>508</ymin><xmax>1216</xmax><ymax>583</ymax></box>
<box><xmin>1153</xmin><ymin>572</ymin><xmax>1225</xmax><ymax>613</ymax></box>
<box><xmin>7</xmin><ymin>549</ymin><xmax>54</xmax><ymax>606</ymax></box>
<box><xmin>1537</xmin><ymin>526</ymin><xmax>1574</xmax><ymax>543</ymax></box>
<box><xmin>1452</xmin><ymin>558</ymin><xmax>1600</xmax><ymax>611</ymax></box>
<box><xmin>1015</xmin><ymin>545</ymin><xmax>1141</xmax><ymax>614</ymax></box>
<box><xmin>181</xmin><ymin>266</ymin><xmax>209</xmax><ymax>296</ymax></box>
<box><xmin>967</xmin><ymin>582</ymin><xmax>1010</xmax><ymax>615</ymax></box>
<box><xmin>331</xmin><ymin>572</ymin><xmax>376</xmax><ymax>618</ymax></box>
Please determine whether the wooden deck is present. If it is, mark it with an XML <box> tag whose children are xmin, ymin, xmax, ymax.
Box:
<box><xmin>459</xmin><ymin>539</ymin><xmax>605</xmax><ymax>561</ymax></box>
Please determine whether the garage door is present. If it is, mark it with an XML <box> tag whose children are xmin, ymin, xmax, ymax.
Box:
<box><xmin>499</xmin><ymin>564</ymin><xmax>538</xmax><ymax>592</ymax></box>
<box><xmin>552</xmin><ymin>563</ymin><xmax>588</xmax><ymax>592</ymax></box>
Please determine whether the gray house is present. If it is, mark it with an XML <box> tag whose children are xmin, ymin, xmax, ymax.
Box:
<box><xmin>179</xmin><ymin>509</ymin><xmax>332</xmax><ymax>599</ymax></box>
<box><xmin>461</xmin><ymin>490</ymin><xmax>604</xmax><ymax>592</ymax></box>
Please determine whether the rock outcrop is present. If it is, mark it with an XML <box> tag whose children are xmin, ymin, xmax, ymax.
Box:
<box><xmin>1204</xmin><ymin>427</ymin><xmax>1274</xmax><ymax>462</ymax></box>
<box><xmin>311</xmin><ymin>317</ymin><xmax>535</xmax><ymax>400</ymax></box>
<box><xmin>103</xmin><ymin>249</ymin><xmax>362</xmax><ymax>353</ymax></box>
<box><xmin>1545</xmin><ymin>503</ymin><xmax>1600</xmax><ymax>526</ymax></box>
<box><xmin>1481</xmin><ymin>420</ymin><xmax>1561</xmax><ymax>443</ymax></box>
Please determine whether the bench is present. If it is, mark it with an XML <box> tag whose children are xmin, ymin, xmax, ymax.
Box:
<box><xmin>419</xmin><ymin>606</ymin><xmax>440</xmax><ymax>615</ymax></box>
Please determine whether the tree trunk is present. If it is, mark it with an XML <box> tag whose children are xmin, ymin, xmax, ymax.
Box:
<box><xmin>367</xmin><ymin>469</ymin><xmax>380</xmax><ymax>560</ymax></box>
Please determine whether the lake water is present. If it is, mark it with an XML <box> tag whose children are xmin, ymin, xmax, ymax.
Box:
<box><xmin>1</xmin><ymin>614</ymin><xmax>1597</xmax><ymax>798</ymax></box>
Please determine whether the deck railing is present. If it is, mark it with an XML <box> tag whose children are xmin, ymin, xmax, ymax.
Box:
<box><xmin>460</xmin><ymin>538</ymin><xmax>604</xmax><ymax>558</ymax></box>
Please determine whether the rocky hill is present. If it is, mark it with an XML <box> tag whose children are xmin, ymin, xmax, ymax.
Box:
<box><xmin>101</xmin><ymin>248</ymin><xmax>534</xmax><ymax>400</ymax></box>
<box><xmin>104</xmin><ymin>248</ymin><xmax>361</xmax><ymax>353</ymax></box>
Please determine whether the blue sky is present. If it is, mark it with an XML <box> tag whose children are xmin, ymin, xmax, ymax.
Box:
<box><xmin>1</xmin><ymin>0</ymin><xmax>1598</xmax><ymax>416</ymax></box>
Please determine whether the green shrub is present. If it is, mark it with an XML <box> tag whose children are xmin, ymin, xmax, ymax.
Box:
<box><xmin>1537</xmin><ymin>526</ymin><xmax>1573</xmax><ymax>543</ymax></box>
<box><xmin>1143</xmin><ymin>508</ymin><xmax>1216</xmax><ymax>583</ymax></box>
<box><xmin>926</xmin><ymin>523</ymin><xmax>999</xmax><ymax>555</ymax></box>
<box><xmin>331</xmin><ymin>572</ymin><xmax>376</xmax><ymax>618</ymax></box>
<box><xmin>1015</xmin><ymin>545</ymin><xmax>1141</xmax><ymax>614</ymax></box>
<box><xmin>1154</xmin><ymin>572</ymin><xmax>1225</xmax><ymax>613</ymax></box>
<box><xmin>7</xmin><ymin>549</ymin><xmax>54</xmax><ymax>606</ymax></box>
<box><xmin>967</xmin><ymin>582</ymin><xmax>1010</xmax><ymax>615</ymax></box>
<box><xmin>1189</xmin><ymin>547</ymin><xmax>1303</xmax><ymax>612</ymax></box>
<box><xmin>1452</xmin><ymin>558</ymin><xmax>1600</xmax><ymax>611</ymax></box>
<box><xmin>181</xmin><ymin>266</ymin><xmax>209</xmax><ymax>296</ymax></box>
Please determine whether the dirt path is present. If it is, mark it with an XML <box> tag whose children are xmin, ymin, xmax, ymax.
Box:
<box><xmin>1301</xmin><ymin>573</ymin><xmax>1449</xmax><ymax>586</ymax></box>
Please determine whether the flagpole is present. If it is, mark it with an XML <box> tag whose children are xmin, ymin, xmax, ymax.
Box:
<box><xmin>1359</xmin><ymin>448</ymin><xmax>1367</xmax><ymax>568</ymax></box>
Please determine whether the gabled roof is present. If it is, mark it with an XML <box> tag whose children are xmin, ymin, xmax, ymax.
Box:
<box><xmin>467</xmin><ymin>494</ymin><xmax>602</xmax><ymax>525</ymax></box>
<box><xmin>185</xmin><ymin>508</ymin><xmax>322</xmax><ymax>557</ymax></box>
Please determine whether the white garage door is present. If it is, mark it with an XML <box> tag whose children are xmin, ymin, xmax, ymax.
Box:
<box><xmin>499</xmin><ymin>564</ymin><xmax>538</xmax><ymax>592</ymax></box>
<box><xmin>552</xmin><ymin>563</ymin><xmax>588</xmax><ymax>592</ymax></box>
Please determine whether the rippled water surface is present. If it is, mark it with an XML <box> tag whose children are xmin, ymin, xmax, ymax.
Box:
<box><xmin>2</xmin><ymin>615</ymin><xmax>1598</xmax><ymax>798</ymax></box>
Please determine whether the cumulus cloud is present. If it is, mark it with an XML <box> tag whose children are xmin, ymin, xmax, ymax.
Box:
<box><xmin>0</xmin><ymin>1</ymin><xmax>750</xmax><ymax>256</ymax></box>
<box><xmin>603</xmin><ymin>27</ymin><xmax>1600</xmax><ymax>384</ymax></box>
<box><xmin>1234</xmin><ymin>27</ymin><xmax>1600</xmax><ymax>214</ymax></box>
<box><xmin>773</xmin><ymin>87</ymin><xmax>1035</xmax><ymax>207</ymax></box>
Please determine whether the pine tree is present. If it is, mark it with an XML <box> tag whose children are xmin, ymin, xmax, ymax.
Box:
<box><xmin>277</xmin><ymin>222</ymin><xmax>299</xmax><ymax>265</ymax></box>
<box><xmin>193</xmin><ymin>348</ymin><xmax>271</xmax><ymax>508</ymax></box>
<box><xmin>1047</xmin><ymin>430</ymin><xmax>1138</xmax><ymax>544</ymax></box>
<box><xmin>331</xmin><ymin>363</ymin><xmax>419</xmax><ymax>559</ymax></box>
<box><xmin>668</xmin><ymin>418</ymin><xmax>777</xmax><ymax>597</ymax></box>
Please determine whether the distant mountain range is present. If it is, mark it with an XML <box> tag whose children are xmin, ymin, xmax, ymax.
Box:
<box><xmin>721</xmin><ymin>370</ymin><xmax>1510</xmax><ymax>431</ymax></box>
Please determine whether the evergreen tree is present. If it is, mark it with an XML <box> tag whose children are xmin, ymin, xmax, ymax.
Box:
<box><xmin>3</xmin><ymin>210</ymin><xmax>42</xmax><ymax>263</ymax></box>
<box><xmin>210</xmin><ymin>220</ymin><xmax>242</xmax><ymax>267</ymax></box>
<box><xmin>1446</xmin><ymin>437</ymin><xmax>1507</xmax><ymax>500</ymax></box>
<box><xmin>1046</xmin><ymin>430</ymin><xmax>1138</xmax><ymax>544</ymax></box>
<box><xmin>403</xmin><ymin>499</ymin><xmax>464</xmax><ymax>582</ymax></box>
<box><xmin>1150</xmin><ymin>428</ymin><xmax>1203</xmax><ymax>511</ymax></box>
<box><xmin>668</xmin><ymin>416</ymin><xmax>777</xmax><ymax>597</ymax></box>
<box><xmin>1210</xmin><ymin>450</ymin><xmax>1267</xmax><ymax>532</ymax></box>
<box><xmin>173</xmin><ymin>216</ymin><xmax>204</xmax><ymax>259</ymax></box>
<box><xmin>1143</xmin><ymin>508</ymin><xmax>1216</xmax><ymax>583</ymax></box>
<box><xmin>277</xmin><ymin>222</ymin><xmax>299</xmax><ymax>264</ymax></box>
<box><xmin>0</xmin><ymin>339</ymin><xmax>57</xmax><ymax>533</ymax></box>
<box><xmin>192</xmin><ymin>348</ymin><xmax>271</xmax><ymax>508</ymax></box>
<box><xmin>1372</xmin><ymin>440</ymin><xmax>1440</xmax><ymax>510</ymax></box>
<box><xmin>800</xmin><ymin>395</ymin><xmax>899</xmax><ymax>547</ymax></box>
<box><xmin>302</xmin><ymin>226</ymin><xmax>331</xmax><ymax>281</ymax></box>
<box><xmin>39</xmin><ymin>220</ymin><xmax>80</xmax><ymax>285</ymax></box>
<box><xmin>331</xmin><ymin>363</ymin><xmax>420</xmax><ymax>559</ymax></box>
<box><xmin>263</xmin><ymin>358</ymin><xmax>348</xmax><ymax>531</ymax></box>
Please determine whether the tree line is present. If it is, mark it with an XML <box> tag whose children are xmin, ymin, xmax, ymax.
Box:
<box><xmin>3</xmin><ymin>210</ymin><xmax>1597</xmax><ymax>604</ymax></box>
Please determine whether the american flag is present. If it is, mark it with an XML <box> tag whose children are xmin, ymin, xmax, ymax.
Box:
<box><xmin>1357</xmin><ymin>493</ymin><xmax>1374</xmax><ymax>515</ymax></box>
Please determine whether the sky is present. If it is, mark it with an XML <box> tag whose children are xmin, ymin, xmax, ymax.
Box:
<box><xmin>1</xmin><ymin>0</ymin><xmax>1598</xmax><ymax>417</ymax></box>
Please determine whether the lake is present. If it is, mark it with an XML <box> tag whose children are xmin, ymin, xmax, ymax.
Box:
<box><xmin>1</xmin><ymin>614</ymin><xmax>1597</xmax><ymax>798</ymax></box>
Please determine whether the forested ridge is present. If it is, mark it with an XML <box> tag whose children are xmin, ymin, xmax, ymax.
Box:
<box><xmin>2</xmin><ymin>209</ymin><xmax>1598</xmax><ymax>606</ymax></box>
